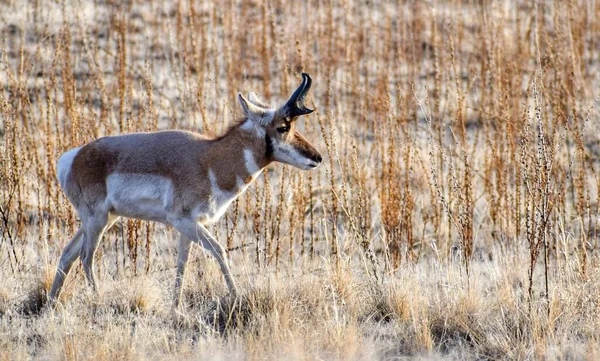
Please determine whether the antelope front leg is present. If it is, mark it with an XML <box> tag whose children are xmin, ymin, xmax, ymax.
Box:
<box><xmin>173</xmin><ymin>234</ymin><xmax>192</xmax><ymax>308</ymax></box>
<box><xmin>170</xmin><ymin>218</ymin><xmax>239</xmax><ymax>296</ymax></box>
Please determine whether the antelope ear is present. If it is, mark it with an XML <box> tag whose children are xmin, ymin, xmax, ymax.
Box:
<box><xmin>238</xmin><ymin>93</ymin><xmax>270</xmax><ymax>123</ymax></box>
<box><xmin>247</xmin><ymin>91</ymin><xmax>269</xmax><ymax>109</ymax></box>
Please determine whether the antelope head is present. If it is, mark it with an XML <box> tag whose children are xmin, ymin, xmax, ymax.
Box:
<box><xmin>238</xmin><ymin>73</ymin><xmax>322</xmax><ymax>170</ymax></box>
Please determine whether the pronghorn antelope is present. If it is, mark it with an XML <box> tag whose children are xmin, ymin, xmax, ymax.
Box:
<box><xmin>49</xmin><ymin>73</ymin><xmax>322</xmax><ymax>307</ymax></box>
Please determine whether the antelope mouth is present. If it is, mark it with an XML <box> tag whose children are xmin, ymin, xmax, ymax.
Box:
<box><xmin>305</xmin><ymin>161</ymin><xmax>321</xmax><ymax>170</ymax></box>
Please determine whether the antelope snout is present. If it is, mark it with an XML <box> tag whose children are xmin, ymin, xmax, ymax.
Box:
<box><xmin>306</xmin><ymin>153</ymin><xmax>323</xmax><ymax>169</ymax></box>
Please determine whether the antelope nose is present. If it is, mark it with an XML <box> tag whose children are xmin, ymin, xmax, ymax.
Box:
<box><xmin>313</xmin><ymin>154</ymin><xmax>323</xmax><ymax>163</ymax></box>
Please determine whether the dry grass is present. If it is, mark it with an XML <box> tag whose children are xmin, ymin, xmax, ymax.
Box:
<box><xmin>2</xmin><ymin>0</ymin><xmax>600</xmax><ymax>359</ymax></box>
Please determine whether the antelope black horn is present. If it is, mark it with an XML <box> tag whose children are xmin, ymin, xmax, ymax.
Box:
<box><xmin>285</xmin><ymin>73</ymin><xmax>314</xmax><ymax>117</ymax></box>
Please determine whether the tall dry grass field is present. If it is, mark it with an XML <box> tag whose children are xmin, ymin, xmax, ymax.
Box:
<box><xmin>2</xmin><ymin>0</ymin><xmax>600</xmax><ymax>360</ymax></box>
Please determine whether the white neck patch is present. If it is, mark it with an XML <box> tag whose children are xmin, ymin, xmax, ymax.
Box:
<box><xmin>243</xmin><ymin>149</ymin><xmax>262</xmax><ymax>177</ymax></box>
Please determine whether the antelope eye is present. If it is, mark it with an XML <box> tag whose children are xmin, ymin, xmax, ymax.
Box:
<box><xmin>276</xmin><ymin>126</ymin><xmax>289</xmax><ymax>134</ymax></box>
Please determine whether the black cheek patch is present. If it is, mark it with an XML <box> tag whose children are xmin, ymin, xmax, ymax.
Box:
<box><xmin>265</xmin><ymin>134</ymin><xmax>274</xmax><ymax>158</ymax></box>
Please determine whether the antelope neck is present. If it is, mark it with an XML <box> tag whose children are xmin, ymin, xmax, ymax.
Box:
<box><xmin>202</xmin><ymin>120</ymin><xmax>271</xmax><ymax>193</ymax></box>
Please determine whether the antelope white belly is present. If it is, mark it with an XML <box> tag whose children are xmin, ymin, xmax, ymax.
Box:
<box><xmin>106</xmin><ymin>173</ymin><xmax>173</xmax><ymax>222</ymax></box>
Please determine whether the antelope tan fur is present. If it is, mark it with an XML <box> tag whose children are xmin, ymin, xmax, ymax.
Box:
<box><xmin>49</xmin><ymin>73</ymin><xmax>322</xmax><ymax>307</ymax></box>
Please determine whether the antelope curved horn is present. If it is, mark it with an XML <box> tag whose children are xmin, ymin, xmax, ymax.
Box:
<box><xmin>285</xmin><ymin>73</ymin><xmax>314</xmax><ymax>117</ymax></box>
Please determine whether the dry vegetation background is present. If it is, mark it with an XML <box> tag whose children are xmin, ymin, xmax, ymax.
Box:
<box><xmin>2</xmin><ymin>0</ymin><xmax>600</xmax><ymax>360</ymax></box>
